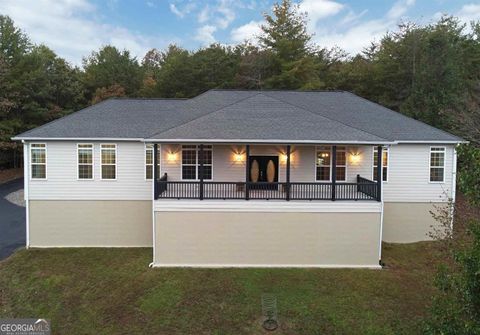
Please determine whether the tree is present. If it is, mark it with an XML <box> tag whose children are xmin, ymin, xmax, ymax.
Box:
<box><xmin>190</xmin><ymin>44</ymin><xmax>239</xmax><ymax>94</ymax></box>
<box><xmin>234</xmin><ymin>43</ymin><xmax>276</xmax><ymax>89</ymax></box>
<box><xmin>154</xmin><ymin>44</ymin><xmax>194</xmax><ymax>98</ymax></box>
<box><xmin>82</xmin><ymin>46</ymin><xmax>143</xmax><ymax>99</ymax></box>
<box><xmin>258</xmin><ymin>0</ymin><xmax>322</xmax><ymax>89</ymax></box>
<box><xmin>0</xmin><ymin>15</ymin><xmax>31</xmax><ymax>65</ymax></box>
<box><xmin>91</xmin><ymin>84</ymin><xmax>125</xmax><ymax>104</ymax></box>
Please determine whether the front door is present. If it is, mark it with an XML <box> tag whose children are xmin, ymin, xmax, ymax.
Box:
<box><xmin>249</xmin><ymin>156</ymin><xmax>278</xmax><ymax>189</ymax></box>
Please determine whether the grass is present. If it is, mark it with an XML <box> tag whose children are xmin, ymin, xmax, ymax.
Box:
<box><xmin>0</xmin><ymin>243</ymin><xmax>442</xmax><ymax>334</ymax></box>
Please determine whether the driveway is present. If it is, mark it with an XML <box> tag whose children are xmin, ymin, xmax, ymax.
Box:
<box><xmin>0</xmin><ymin>178</ymin><xmax>25</xmax><ymax>260</ymax></box>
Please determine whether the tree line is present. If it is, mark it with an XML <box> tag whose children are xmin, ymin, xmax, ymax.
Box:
<box><xmin>1</xmin><ymin>1</ymin><xmax>480</xmax><ymax>147</ymax></box>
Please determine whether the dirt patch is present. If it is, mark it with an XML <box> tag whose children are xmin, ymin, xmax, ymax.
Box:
<box><xmin>0</xmin><ymin>168</ymin><xmax>23</xmax><ymax>184</ymax></box>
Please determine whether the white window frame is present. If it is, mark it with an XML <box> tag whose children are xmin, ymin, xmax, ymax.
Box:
<box><xmin>315</xmin><ymin>146</ymin><xmax>347</xmax><ymax>182</ymax></box>
<box><xmin>100</xmin><ymin>143</ymin><xmax>117</xmax><ymax>180</ymax></box>
<box><xmin>336</xmin><ymin>146</ymin><xmax>347</xmax><ymax>182</ymax></box>
<box><xmin>77</xmin><ymin>143</ymin><xmax>94</xmax><ymax>180</ymax></box>
<box><xmin>145</xmin><ymin>144</ymin><xmax>154</xmax><ymax>180</ymax></box>
<box><xmin>30</xmin><ymin>143</ymin><xmax>47</xmax><ymax>180</ymax></box>
<box><xmin>429</xmin><ymin>146</ymin><xmax>446</xmax><ymax>183</ymax></box>
<box><xmin>180</xmin><ymin>145</ymin><xmax>213</xmax><ymax>181</ymax></box>
<box><xmin>372</xmin><ymin>147</ymin><xmax>389</xmax><ymax>182</ymax></box>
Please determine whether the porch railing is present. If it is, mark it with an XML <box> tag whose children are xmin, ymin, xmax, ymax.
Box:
<box><xmin>155</xmin><ymin>174</ymin><xmax>379</xmax><ymax>201</ymax></box>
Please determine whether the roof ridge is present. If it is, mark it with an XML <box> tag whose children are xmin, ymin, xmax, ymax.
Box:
<box><xmin>209</xmin><ymin>88</ymin><xmax>346</xmax><ymax>93</ymax></box>
<box><xmin>111</xmin><ymin>97</ymin><xmax>188</xmax><ymax>101</ymax></box>
<box><xmin>146</xmin><ymin>92</ymin><xmax>262</xmax><ymax>138</ymax></box>
<box><xmin>261</xmin><ymin>92</ymin><xmax>389</xmax><ymax>141</ymax></box>
<box><xmin>342</xmin><ymin>91</ymin><xmax>461</xmax><ymax>140</ymax></box>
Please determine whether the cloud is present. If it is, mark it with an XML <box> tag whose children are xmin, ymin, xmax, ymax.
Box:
<box><xmin>230</xmin><ymin>20</ymin><xmax>264</xmax><ymax>43</ymax></box>
<box><xmin>195</xmin><ymin>25</ymin><xmax>217</xmax><ymax>45</ymax></box>
<box><xmin>311</xmin><ymin>0</ymin><xmax>416</xmax><ymax>55</ymax></box>
<box><xmin>0</xmin><ymin>0</ymin><xmax>174</xmax><ymax>66</ymax></box>
<box><xmin>299</xmin><ymin>0</ymin><xmax>345</xmax><ymax>30</ymax></box>
<box><xmin>216</xmin><ymin>0</ymin><xmax>236</xmax><ymax>29</ymax></box>
<box><xmin>198</xmin><ymin>5</ymin><xmax>210</xmax><ymax>23</ymax></box>
<box><xmin>386</xmin><ymin>0</ymin><xmax>415</xmax><ymax>20</ymax></box>
<box><xmin>170</xmin><ymin>3</ymin><xmax>196</xmax><ymax>18</ymax></box>
<box><xmin>457</xmin><ymin>3</ymin><xmax>480</xmax><ymax>23</ymax></box>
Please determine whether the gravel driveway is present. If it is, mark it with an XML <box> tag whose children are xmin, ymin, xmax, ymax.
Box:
<box><xmin>0</xmin><ymin>178</ymin><xmax>25</xmax><ymax>260</ymax></box>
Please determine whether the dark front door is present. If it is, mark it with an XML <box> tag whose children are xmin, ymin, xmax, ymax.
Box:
<box><xmin>249</xmin><ymin>156</ymin><xmax>278</xmax><ymax>189</ymax></box>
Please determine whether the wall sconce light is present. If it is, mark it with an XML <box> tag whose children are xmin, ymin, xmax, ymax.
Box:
<box><xmin>280</xmin><ymin>151</ymin><xmax>294</xmax><ymax>164</ymax></box>
<box><xmin>349</xmin><ymin>152</ymin><xmax>361</xmax><ymax>165</ymax></box>
<box><xmin>234</xmin><ymin>153</ymin><xmax>245</xmax><ymax>162</ymax></box>
<box><xmin>167</xmin><ymin>152</ymin><xmax>177</xmax><ymax>162</ymax></box>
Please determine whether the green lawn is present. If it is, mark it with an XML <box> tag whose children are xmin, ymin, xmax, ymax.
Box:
<box><xmin>0</xmin><ymin>243</ymin><xmax>442</xmax><ymax>334</ymax></box>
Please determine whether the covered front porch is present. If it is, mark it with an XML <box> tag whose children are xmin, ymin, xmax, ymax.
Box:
<box><xmin>152</xmin><ymin>143</ymin><xmax>384</xmax><ymax>202</ymax></box>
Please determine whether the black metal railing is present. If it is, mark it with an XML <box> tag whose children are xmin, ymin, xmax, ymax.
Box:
<box><xmin>156</xmin><ymin>175</ymin><xmax>379</xmax><ymax>201</ymax></box>
<box><xmin>356</xmin><ymin>175</ymin><xmax>378</xmax><ymax>200</ymax></box>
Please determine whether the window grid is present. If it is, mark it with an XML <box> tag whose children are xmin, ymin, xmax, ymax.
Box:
<box><xmin>30</xmin><ymin>143</ymin><xmax>46</xmax><ymax>179</ymax></box>
<box><xmin>316</xmin><ymin>146</ymin><xmax>331</xmax><ymax>181</ymax></box>
<box><xmin>335</xmin><ymin>146</ymin><xmax>347</xmax><ymax>182</ymax></box>
<box><xmin>373</xmin><ymin>147</ymin><xmax>388</xmax><ymax>182</ymax></box>
<box><xmin>101</xmin><ymin>144</ymin><xmax>116</xmax><ymax>180</ymax></box>
<box><xmin>181</xmin><ymin>145</ymin><xmax>212</xmax><ymax>180</ymax></box>
<box><xmin>78</xmin><ymin>144</ymin><xmax>93</xmax><ymax>180</ymax></box>
<box><xmin>430</xmin><ymin>147</ymin><xmax>445</xmax><ymax>182</ymax></box>
<box><xmin>145</xmin><ymin>144</ymin><xmax>153</xmax><ymax>180</ymax></box>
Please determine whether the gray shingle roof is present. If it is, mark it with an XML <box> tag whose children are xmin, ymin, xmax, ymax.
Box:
<box><xmin>14</xmin><ymin>89</ymin><xmax>462</xmax><ymax>143</ymax></box>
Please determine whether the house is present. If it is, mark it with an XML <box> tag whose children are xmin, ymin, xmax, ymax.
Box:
<box><xmin>13</xmin><ymin>90</ymin><xmax>463</xmax><ymax>268</ymax></box>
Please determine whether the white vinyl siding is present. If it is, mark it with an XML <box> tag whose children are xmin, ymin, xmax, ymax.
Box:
<box><xmin>30</xmin><ymin>143</ymin><xmax>47</xmax><ymax>179</ymax></box>
<box><xmin>382</xmin><ymin>144</ymin><xmax>454</xmax><ymax>202</ymax></box>
<box><xmin>28</xmin><ymin>141</ymin><xmax>151</xmax><ymax>200</ymax></box>
<box><xmin>28</xmin><ymin>142</ymin><xmax>454</xmax><ymax>204</ymax></box>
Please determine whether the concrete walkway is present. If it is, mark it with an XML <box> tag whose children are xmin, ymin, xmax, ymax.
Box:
<box><xmin>0</xmin><ymin>178</ymin><xmax>25</xmax><ymax>260</ymax></box>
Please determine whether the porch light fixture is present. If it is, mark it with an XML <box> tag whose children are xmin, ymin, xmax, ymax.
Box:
<box><xmin>234</xmin><ymin>153</ymin><xmax>245</xmax><ymax>162</ymax></box>
<box><xmin>349</xmin><ymin>152</ymin><xmax>361</xmax><ymax>165</ymax></box>
<box><xmin>167</xmin><ymin>152</ymin><xmax>177</xmax><ymax>162</ymax></box>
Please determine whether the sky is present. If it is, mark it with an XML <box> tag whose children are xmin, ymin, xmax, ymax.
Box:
<box><xmin>0</xmin><ymin>0</ymin><xmax>479</xmax><ymax>66</ymax></box>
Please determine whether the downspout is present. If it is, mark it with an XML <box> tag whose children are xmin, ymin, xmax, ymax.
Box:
<box><xmin>377</xmin><ymin>145</ymin><xmax>387</xmax><ymax>267</ymax></box>
<box><xmin>23</xmin><ymin>141</ymin><xmax>30</xmax><ymax>249</ymax></box>
<box><xmin>150</xmin><ymin>143</ymin><xmax>160</xmax><ymax>268</ymax></box>
<box><xmin>450</xmin><ymin>145</ymin><xmax>458</xmax><ymax>231</ymax></box>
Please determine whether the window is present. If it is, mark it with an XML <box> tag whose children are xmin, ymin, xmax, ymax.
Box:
<box><xmin>181</xmin><ymin>145</ymin><xmax>212</xmax><ymax>180</ymax></box>
<box><xmin>78</xmin><ymin>144</ymin><xmax>93</xmax><ymax>179</ymax></box>
<box><xmin>101</xmin><ymin>144</ymin><xmax>116</xmax><ymax>180</ymax></box>
<box><xmin>316</xmin><ymin>146</ymin><xmax>331</xmax><ymax>181</ymax></box>
<box><xmin>335</xmin><ymin>146</ymin><xmax>347</xmax><ymax>182</ymax></box>
<box><xmin>373</xmin><ymin>147</ymin><xmax>389</xmax><ymax>182</ymax></box>
<box><xmin>430</xmin><ymin>147</ymin><xmax>445</xmax><ymax>182</ymax></box>
<box><xmin>316</xmin><ymin>146</ymin><xmax>346</xmax><ymax>182</ymax></box>
<box><xmin>145</xmin><ymin>144</ymin><xmax>153</xmax><ymax>180</ymax></box>
<box><xmin>30</xmin><ymin>143</ymin><xmax>46</xmax><ymax>179</ymax></box>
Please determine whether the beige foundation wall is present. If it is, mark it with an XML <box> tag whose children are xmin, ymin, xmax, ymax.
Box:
<box><xmin>29</xmin><ymin>200</ymin><xmax>152</xmax><ymax>247</ymax></box>
<box><xmin>154</xmin><ymin>211</ymin><xmax>381</xmax><ymax>267</ymax></box>
<box><xmin>383</xmin><ymin>202</ymin><xmax>447</xmax><ymax>243</ymax></box>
